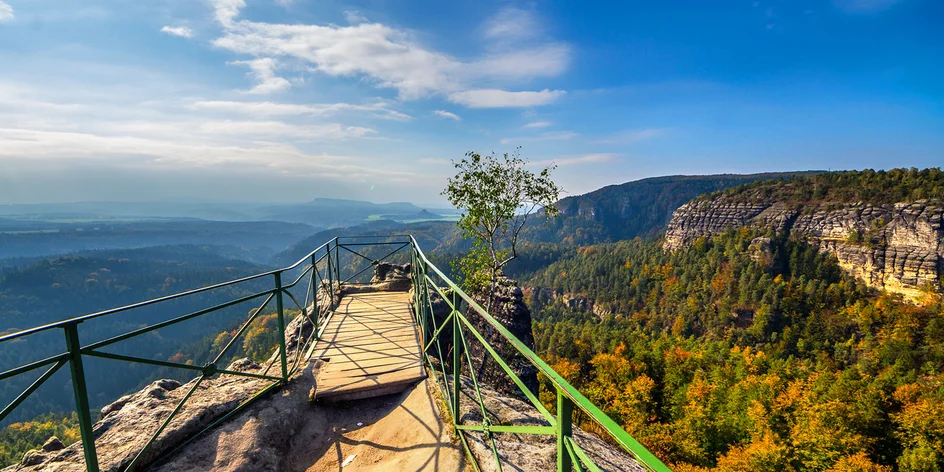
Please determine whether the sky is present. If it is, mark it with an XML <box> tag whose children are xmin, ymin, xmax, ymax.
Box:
<box><xmin>0</xmin><ymin>0</ymin><xmax>941</xmax><ymax>205</ymax></box>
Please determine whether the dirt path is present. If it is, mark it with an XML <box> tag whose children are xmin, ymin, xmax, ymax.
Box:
<box><xmin>286</xmin><ymin>378</ymin><xmax>468</xmax><ymax>472</ymax></box>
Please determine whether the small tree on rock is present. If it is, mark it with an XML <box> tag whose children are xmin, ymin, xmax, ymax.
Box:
<box><xmin>443</xmin><ymin>148</ymin><xmax>560</xmax><ymax>312</ymax></box>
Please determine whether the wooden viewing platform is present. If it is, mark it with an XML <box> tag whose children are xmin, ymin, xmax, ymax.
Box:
<box><xmin>311</xmin><ymin>290</ymin><xmax>427</xmax><ymax>402</ymax></box>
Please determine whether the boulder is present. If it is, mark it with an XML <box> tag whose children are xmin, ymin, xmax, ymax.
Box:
<box><xmin>369</xmin><ymin>262</ymin><xmax>412</xmax><ymax>291</ymax></box>
<box><xmin>42</xmin><ymin>437</ymin><xmax>65</xmax><ymax>453</ymax></box>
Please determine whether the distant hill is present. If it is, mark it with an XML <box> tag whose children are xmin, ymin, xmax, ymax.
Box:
<box><xmin>0</xmin><ymin>245</ymin><xmax>268</xmax><ymax>424</ymax></box>
<box><xmin>0</xmin><ymin>219</ymin><xmax>315</xmax><ymax>261</ymax></box>
<box><xmin>521</xmin><ymin>172</ymin><xmax>820</xmax><ymax>245</ymax></box>
<box><xmin>271</xmin><ymin>220</ymin><xmax>458</xmax><ymax>266</ymax></box>
<box><xmin>268</xmin><ymin>172</ymin><xmax>824</xmax><ymax>264</ymax></box>
<box><xmin>0</xmin><ymin>199</ymin><xmax>458</xmax><ymax>228</ymax></box>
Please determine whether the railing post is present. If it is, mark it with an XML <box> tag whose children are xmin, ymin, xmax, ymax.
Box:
<box><xmin>334</xmin><ymin>242</ymin><xmax>341</xmax><ymax>288</ymax></box>
<box><xmin>63</xmin><ymin>323</ymin><xmax>100</xmax><ymax>472</ymax></box>
<box><xmin>311</xmin><ymin>254</ymin><xmax>319</xmax><ymax>338</ymax></box>
<box><xmin>557</xmin><ymin>387</ymin><xmax>575</xmax><ymax>472</ymax></box>
<box><xmin>451</xmin><ymin>291</ymin><xmax>462</xmax><ymax>421</ymax></box>
<box><xmin>326</xmin><ymin>245</ymin><xmax>336</xmax><ymax>310</ymax></box>
<box><xmin>274</xmin><ymin>272</ymin><xmax>288</xmax><ymax>383</ymax></box>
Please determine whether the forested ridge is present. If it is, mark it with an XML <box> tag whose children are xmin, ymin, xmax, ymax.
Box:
<box><xmin>526</xmin><ymin>230</ymin><xmax>944</xmax><ymax>471</ymax></box>
<box><xmin>701</xmin><ymin>168</ymin><xmax>944</xmax><ymax>207</ymax></box>
<box><xmin>520</xmin><ymin>172</ymin><xmax>816</xmax><ymax>245</ymax></box>
<box><xmin>0</xmin><ymin>246</ymin><xmax>269</xmax><ymax>425</ymax></box>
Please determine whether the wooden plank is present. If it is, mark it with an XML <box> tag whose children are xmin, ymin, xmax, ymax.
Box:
<box><xmin>313</xmin><ymin>290</ymin><xmax>426</xmax><ymax>402</ymax></box>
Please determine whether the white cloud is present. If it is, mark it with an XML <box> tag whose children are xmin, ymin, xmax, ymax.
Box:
<box><xmin>500</xmin><ymin>130</ymin><xmax>577</xmax><ymax>145</ymax></box>
<box><xmin>199</xmin><ymin>120</ymin><xmax>375</xmax><ymax>139</ymax></box>
<box><xmin>211</xmin><ymin>0</ymin><xmax>245</xmax><ymax>27</ymax></box>
<box><xmin>344</xmin><ymin>10</ymin><xmax>368</xmax><ymax>24</ymax></box>
<box><xmin>229</xmin><ymin>58</ymin><xmax>291</xmax><ymax>94</ymax></box>
<box><xmin>0</xmin><ymin>1</ymin><xmax>13</xmax><ymax>23</ymax></box>
<box><xmin>275</xmin><ymin>0</ymin><xmax>293</xmax><ymax>7</ymax></box>
<box><xmin>534</xmin><ymin>153</ymin><xmax>618</xmax><ymax>167</ymax></box>
<box><xmin>214</xmin><ymin>22</ymin><xmax>460</xmax><ymax>99</ymax></box>
<box><xmin>523</xmin><ymin>120</ymin><xmax>552</xmax><ymax>129</ymax></box>
<box><xmin>0</xmin><ymin>128</ymin><xmax>418</xmax><ymax>183</ymax></box>
<box><xmin>160</xmin><ymin>26</ymin><xmax>193</xmax><ymax>38</ymax></box>
<box><xmin>593</xmin><ymin>128</ymin><xmax>667</xmax><ymax>144</ymax></box>
<box><xmin>474</xmin><ymin>45</ymin><xmax>570</xmax><ymax>80</ymax></box>
<box><xmin>433</xmin><ymin>110</ymin><xmax>461</xmax><ymax>121</ymax></box>
<box><xmin>833</xmin><ymin>0</ymin><xmax>904</xmax><ymax>13</ymax></box>
<box><xmin>448</xmin><ymin>89</ymin><xmax>565</xmax><ymax>108</ymax></box>
<box><xmin>484</xmin><ymin>7</ymin><xmax>541</xmax><ymax>41</ymax></box>
<box><xmin>207</xmin><ymin>3</ymin><xmax>570</xmax><ymax>103</ymax></box>
<box><xmin>191</xmin><ymin>100</ymin><xmax>411</xmax><ymax>120</ymax></box>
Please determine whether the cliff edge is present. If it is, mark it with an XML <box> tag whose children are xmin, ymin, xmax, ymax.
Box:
<box><xmin>664</xmin><ymin>171</ymin><xmax>944</xmax><ymax>300</ymax></box>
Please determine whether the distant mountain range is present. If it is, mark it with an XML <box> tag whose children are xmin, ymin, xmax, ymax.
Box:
<box><xmin>0</xmin><ymin>198</ymin><xmax>459</xmax><ymax>227</ymax></box>
<box><xmin>521</xmin><ymin>172</ymin><xmax>821</xmax><ymax>245</ymax></box>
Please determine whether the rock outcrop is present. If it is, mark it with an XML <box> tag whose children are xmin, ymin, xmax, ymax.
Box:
<box><xmin>417</xmin><ymin>276</ymin><xmax>540</xmax><ymax>398</ymax></box>
<box><xmin>665</xmin><ymin>195</ymin><xmax>944</xmax><ymax>299</ymax></box>
<box><xmin>453</xmin><ymin>376</ymin><xmax>644</xmax><ymax>472</ymax></box>
<box><xmin>369</xmin><ymin>262</ymin><xmax>412</xmax><ymax>291</ymax></box>
<box><xmin>464</xmin><ymin>277</ymin><xmax>540</xmax><ymax>397</ymax></box>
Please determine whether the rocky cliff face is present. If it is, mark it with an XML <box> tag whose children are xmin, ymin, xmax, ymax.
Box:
<box><xmin>419</xmin><ymin>276</ymin><xmax>540</xmax><ymax>397</ymax></box>
<box><xmin>665</xmin><ymin>195</ymin><xmax>944</xmax><ymax>299</ymax></box>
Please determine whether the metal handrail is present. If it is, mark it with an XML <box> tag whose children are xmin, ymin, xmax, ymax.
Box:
<box><xmin>0</xmin><ymin>237</ymin><xmax>347</xmax><ymax>471</ymax></box>
<box><xmin>0</xmin><ymin>235</ymin><xmax>669</xmax><ymax>472</ymax></box>
<box><xmin>409</xmin><ymin>236</ymin><xmax>671</xmax><ymax>472</ymax></box>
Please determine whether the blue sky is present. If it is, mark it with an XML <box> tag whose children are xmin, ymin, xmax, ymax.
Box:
<box><xmin>0</xmin><ymin>0</ymin><xmax>941</xmax><ymax>205</ymax></box>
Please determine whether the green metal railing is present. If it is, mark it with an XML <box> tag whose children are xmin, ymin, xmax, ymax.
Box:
<box><xmin>409</xmin><ymin>236</ymin><xmax>671</xmax><ymax>472</ymax></box>
<box><xmin>0</xmin><ymin>235</ymin><xmax>669</xmax><ymax>472</ymax></box>
<box><xmin>0</xmin><ymin>237</ymin><xmax>359</xmax><ymax>471</ymax></box>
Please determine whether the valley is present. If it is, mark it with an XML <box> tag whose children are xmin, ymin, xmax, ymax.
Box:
<box><xmin>1</xmin><ymin>169</ymin><xmax>942</xmax><ymax>471</ymax></box>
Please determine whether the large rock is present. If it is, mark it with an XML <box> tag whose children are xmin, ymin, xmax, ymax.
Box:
<box><xmin>453</xmin><ymin>376</ymin><xmax>645</xmax><ymax>472</ymax></box>
<box><xmin>465</xmin><ymin>277</ymin><xmax>540</xmax><ymax>397</ymax></box>
<box><xmin>369</xmin><ymin>262</ymin><xmax>412</xmax><ymax>291</ymax></box>
<box><xmin>665</xmin><ymin>195</ymin><xmax>944</xmax><ymax>300</ymax></box>
<box><xmin>152</xmin><ymin>361</ymin><xmax>321</xmax><ymax>472</ymax></box>
<box><xmin>415</xmin><ymin>277</ymin><xmax>540</xmax><ymax>398</ymax></box>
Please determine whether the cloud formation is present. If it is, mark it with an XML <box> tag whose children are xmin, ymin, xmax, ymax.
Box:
<box><xmin>199</xmin><ymin>120</ymin><xmax>375</xmax><ymax>139</ymax></box>
<box><xmin>484</xmin><ymin>7</ymin><xmax>542</xmax><ymax>41</ymax></box>
<box><xmin>523</xmin><ymin>120</ymin><xmax>552</xmax><ymax>129</ymax></box>
<box><xmin>191</xmin><ymin>100</ymin><xmax>411</xmax><ymax>120</ymax></box>
<box><xmin>160</xmin><ymin>26</ymin><xmax>193</xmax><ymax>38</ymax></box>
<box><xmin>229</xmin><ymin>58</ymin><xmax>291</xmax><ymax>94</ymax></box>
<box><xmin>343</xmin><ymin>10</ymin><xmax>368</xmax><ymax>24</ymax></box>
<box><xmin>434</xmin><ymin>110</ymin><xmax>461</xmax><ymax>120</ymax></box>
<box><xmin>0</xmin><ymin>1</ymin><xmax>13</xmax><ymax>22</ymax></box>
<box><xmin>208</xmin><ymin>2</ymin><xmax>570</xmax><ymax>106</ymax></box>
<box><xmin>449</xmin><ymin>89</ymin><xmax>565</xmax><ymax>108</ymax></box>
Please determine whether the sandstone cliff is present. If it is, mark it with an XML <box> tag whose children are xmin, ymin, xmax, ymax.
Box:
<box><xmin>418</xmin><ymin>276</ymin><xmax>540</xmax><ymax>397</ymax></box>
<box><xmin>665</xmin><ymin>193</ymin><xmax>943</xmax><ymax>299</ymax></box>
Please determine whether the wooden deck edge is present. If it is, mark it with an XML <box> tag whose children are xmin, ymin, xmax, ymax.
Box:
<box><xmin>314</xmin><ymin>370</ymin><xmax>427</xmax><ymax>403</ymax></box>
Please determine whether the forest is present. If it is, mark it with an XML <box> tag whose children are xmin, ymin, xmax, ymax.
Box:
<box><xmin>3</xmin><ymin>170</ymin><xmax>943</xmax><ymax>469</ymax></box>
<box><xmin>704</xmin><ymin>167</ymin><xmax>944</xmax><ymax>207</ymax></box>
<box><xmin>526</xmin><ymin>229</ymin><xmax>944</xmax><ymax>471</ymax></box>
<box><xmin>0</xmin><ymin>246</ymin><xmax>271</xmax><ymax>425</ymax></box>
